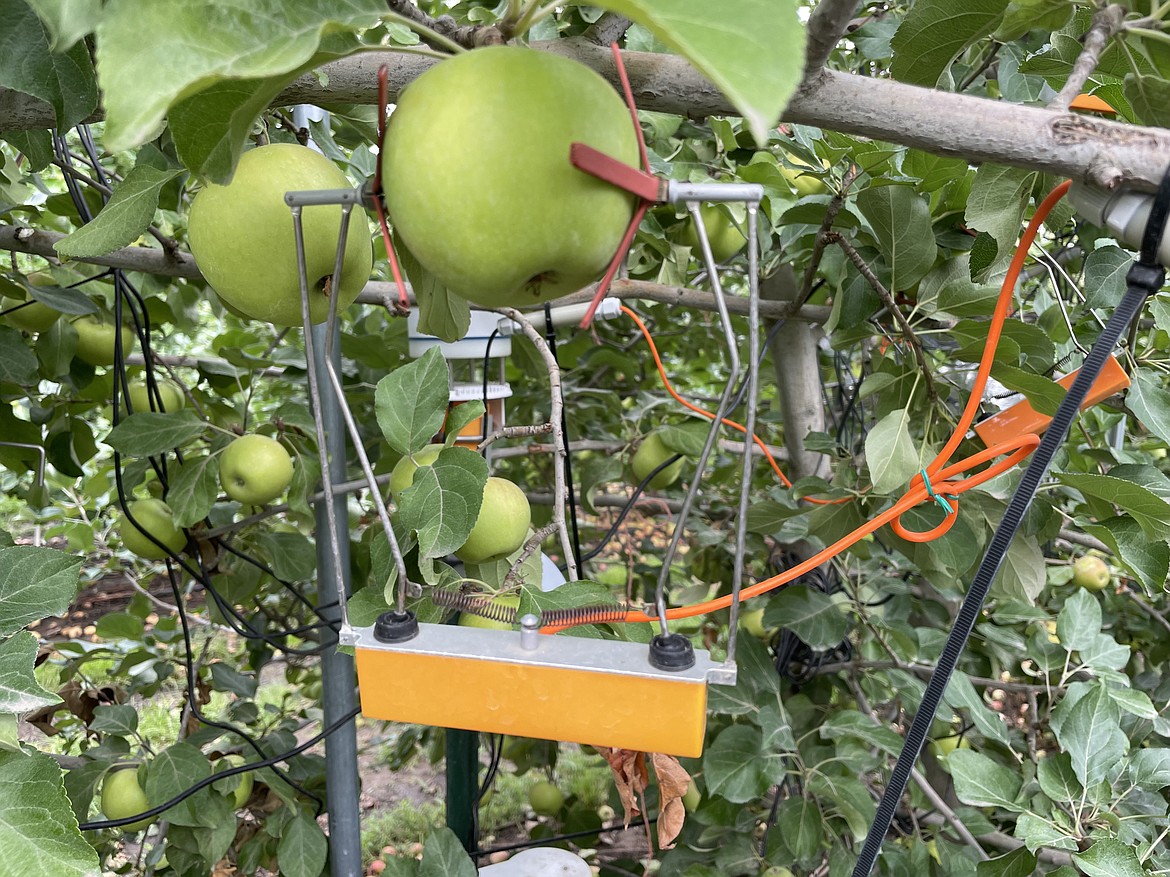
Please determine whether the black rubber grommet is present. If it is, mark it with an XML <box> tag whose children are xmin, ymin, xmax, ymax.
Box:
<box><xmin>373</xmin><ymin>609</ymin><xmax>419</xmax><ymax>643</ymax></box>
<box><xmin>648</xmin><ymin>633</ymin><xmax>695</xmax><ymax>671</ymax></box>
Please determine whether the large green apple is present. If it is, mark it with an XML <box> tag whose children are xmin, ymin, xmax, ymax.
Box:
<box><xmin>780</xmin><ymin>152</ymin><xmax>831</xmax><ymax>196</ymax></box>
<box><xmin>100</xmin><ymin>766</ymin><xmax>153</xmax><ymax>832</ymax></box>
<box><xmin>188</xmin><ymin>144</ymin><xmax>373</xmax><ymax>326</ymax></box>
<box><xmin>219</xmin><ymin>434</ymin><xmax>294</xmax><ymax>505</ymax></box>
<box><xmin>388</xmin><ymin>444</ymin><xmax>444</xmax><ymax>500</ymax></box>
<box><xmin>382</xmin><ymin>46</ymin><xmax>639</xmax><ymax>309</ymax></box>
<box><xmin>72</xmin><ymin>315</ymin><xmax>134</xmax><ymax>365</ymax></box>
<box><xmin>455</xmin><ymin>476</ymin><xmax>531</xmax><ymax>563</ymax></box>
<box><xmin>2</xmin><ymin>272</ymin><xmax>62</xmax><ymax>332</ymax></box>
<box><xmin>679</xmin><ymin>205</ymin><xmax>747</xmax><ymax>264</ymax></box>
<box><xmin>118</xmin><ymin>498</ymin><xmax>186</xmax><ymax>559</ymax></box>
<box><xmin>127</xmin><ymin>378</ymin><xmax>186</xmax><ymax>413</ymax></box>
<box><xmin>630</xmin><ymin>432</ymin><xmax>684</xmax><ymax>489</ymax></box>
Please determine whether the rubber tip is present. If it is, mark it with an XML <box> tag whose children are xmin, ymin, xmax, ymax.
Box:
<box><xmin>648</xmin><ymin>633</ymin><xmax>695</xmax><ymax>671</ymax></box>
<box><xmin>374</xmin><ymin>609</ymin><xmax>419</xmax><ymax>643</ymax></box>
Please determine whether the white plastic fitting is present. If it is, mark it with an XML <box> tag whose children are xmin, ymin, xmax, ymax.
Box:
<box><xmin>496</xmin><ymin>297</ymin><xmax>623</xmax><ymax>335</ymax></box>
<box><xmin>477</xmin><ymin>848</ymin><xmax>591</xmax><ymax>876</ymax></box>
<box><xmin>1069</xmin><ymin>181</ymin><xmax>1170</xmax><ymax>266</ymax></box>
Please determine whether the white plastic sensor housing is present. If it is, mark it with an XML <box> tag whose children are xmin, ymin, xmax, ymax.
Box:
<box><xmin>1070</xmin><ymin>181</ymin><xmax>1170</xmax><ymax>266</ymax></box>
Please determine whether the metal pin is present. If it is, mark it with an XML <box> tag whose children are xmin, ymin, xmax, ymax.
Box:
<box><xmin>520</xmin><ymin>614</ymin><xmax>541</xmax><ymax>650</ymax></box>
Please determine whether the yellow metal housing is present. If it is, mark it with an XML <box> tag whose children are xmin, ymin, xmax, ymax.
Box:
<box><xmin>352</xmin><ymin>623</ymin><xmax>732</xmax><ymax>757</ymax></box>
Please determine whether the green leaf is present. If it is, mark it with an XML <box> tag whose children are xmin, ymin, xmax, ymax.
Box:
<box><xmin>90</xmin><ymin>704</ymin><xmax>139</xmax><ymax>736</ymax></box>
<box><xmin>0</xmin><ymin>750</ymin><xmax>101</xmax><ymax>877</ymax></box>
<box><xmin>964</xmin><ymin>165</ymin><xmax>1037</xmax><ymax>276</ymax></box>
<box><xmin>589</xmin><ymin>0</ymin><xmax>804</xmax><ymax>145</ymax></box>
<box><xmin>1037</xmin><ymin>752</ymin><xmax>1081</xmax><ymax>801</ymax></box>
<box><xmin>399</xmin><ymin>240</ymin><xmax>471</xmax><ymax>344</ymax></box>
<box><xmin>763</xmin><ymin>584</ymin><xmax>848</xmax><ymax>649</ymax></box>
<box><xmin>1056</xmin><ymin>588</ymin><xmax>1101</xmax><ymax>652</ymax></box>
<box><xmin>396</xmin><ymin>447</ymin><xmax>489</xmax><ymax>563</ymax></box>
<box><xmin>1073</xmin><ymin>838</ymin><xmax>1147</xmax><ymax>877</ymax></box>
<box><xmin>277</xmin><ymin>810</ymin><xmax>329</xmax><ymax>877</ymax></box>
<box><xmin>2</xmin><ymin>130</ymin><xmax>54</xmax><ymax>173</ymax></box>
<box><xmin>0</xmin><ymin>713</ymin><xmax>18</xmax><ymax>752</ymax></box>
<box><xmin>1127</xmin><ymin>370</ymin><xmax>1170</xmax><ymax>448</ymax></box>
<box><xmin>855</xmin><ymin>187</ymin><xmax>937</xmax><ymax>289</ymax></box>
<box><xmin>24</xmin><ymin>0</ymin><xmax>101</xmax><ymax>51</ymax></box>
<box><xmin>820</xmin><ymin>710</ymin><xmax>904</xmax><ymax>756</ymax></box>
<box><xmin>1083</xmin><ymin>516</ymin><xmax>1168</xmax><ymax>592</ymax></box>
<box><xmin>375</xmin><ymin>346</ymin><xmax>450</xmax><ymax>456</ymax></box>
<box><xmin>208</xmin><ymin>662</ymin><xmax>258</xmax><ymax>698</ymax></box>
<box><xmin>94</xmin><ymin>612</ymin><xmax>144</xmax><ymax>641</ymax></box>
<box><xmin>0</xmin><ymin>0</ymin><xmax>98</xmax><ymax>129</ymax></box>
<box><xmin>948</xmin><ymin>750</ymin><xmax>1023</xmax><ymax>810</ymax></box>
<box><xmin>418</xmin><ymin>826</ymin><xmax>476</xmax><ymax>877</ymax></box>
<box><xmin>0</xmin><ymin>546</ymin><xmax>81</xmax><ymax>636</ymax></box>
<box><xmin>103</xmin><ymin>410</ymin><xmax>207</xmax><ymax>457</ymax></box>
<box><xmin>1054</xmin><ymin>682</ymin><xmax>1127</xmax><ymax>789</ymax></box>
<box><xmin>864</xmin><ymin>407</ymin><xmax>918</xmax><ymax>495</ymax></box>
<box><xmin>443</xmin><ymin>401</ymin><xmax>485</xmax><ymax>448</ymax></box>
<box><xmin>24</xmin><ymin>283</ymin><xmax>98</xmax><ymax>315</ymax></box>
<box><xmin>0</xmin><ymin>326</ymin><xmax>39</xmax><ymax>384</ymax></box>
<box><xmin>167</xmin><ymin>455</ymin><xmax>220</xmax><ymax>528</ymax></box>
<box><xmin>890</xmin><ymin>0</ymin><xmax>1009</xmax><ymax>86</ymax></box>
<box><xmin>144</xmin><ymin>742</ymin><xmax>212</xmax><ymax>827</ymax></box>
<box><xmin>658</xmin><ymin>420</ymin><xmax>711</xmax><ymax>457</ymax></box>
<box><xmin>991</xmin><ymin>363</ymin><xmax>1064</xmax><ymax>417</ymax></box>
<box><xmin>976</xmin><ymin>849</ymin><xmax>1036</xmax><ymax>877</ymax></box>
<box><xmin>55</xmin><ymin>164</ymin><xmax>182</xmax><ymax>259</ymax></box>
<box><xmin>1014</xmin><ymin>812</ymin><xmax>1079</xmax><ymax>854</ymax></box>
<box><xmin>1057</xmin><ymin>472</ymin><xmax>1170</xmax><ymax>538</ymax></box>
<box><xmin>1083</xmin><ymin>246</ymin><xmax>1133</xmax><ymax>310</ymax></box>
<box><xmin>94</xmin><ymin>0</ymin><xmax>386</xmax><ymax>153</ymax></box>
<box><xmin>1124</xmin><ymin>73</ymin><xmax>1170</xmax><ymax>128</ymax></box>
<box><xmin>775</xmin><ymin>798</ymin><xmax>821</xmax><ymax>863</ymax></box>
<box><xmin>1129</xmin><ymin>748</ymin><xmax>1170</xmax><ymax>790</ymax></box>
<box><xmin>702</xmin><ymin>724</ymin><xmax>785</xmax><ymax>803</ymax></box>
<box><xmin>0</xmin><ymin>631</ymin><xmax>60</xmax><ymax>712</ymax></box>
<box><xmin>258</xmin><ymin>532</ymin><xmax>317</xmax><ymax>582</ymax></box>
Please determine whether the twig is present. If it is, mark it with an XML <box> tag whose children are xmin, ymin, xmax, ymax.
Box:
<box><xmin>495</xmin><ymin>306</ymin><xmax>578</xmax><ymax>583</ymax></box>
<box><xmin>1048</xmin><ymin>5</ymin><xmax>1127</xmax><ymax>112</ymax></box>
<box><xmin>1126</xmin><ymin>586</ymin><xmax>1170</xmax><ymax>637</ymax></box>
<box><xmin>815</xmin><ymin>658</ymin><xmax>1063</xmax><ymax>693</ymax></box>
<box><xmin>582</xmin><ymin>13</ymin><xmax>633</xmax><ymax>45</ymax></box>
<box><xmin>958</xmin><ymin>42</ymin><xmax>1002</xmax><ymax>92</ymax></box>
<box><xmin>385</xmin><ymin>0</ymin><xmax>502</xmax><ymax>48</ymax></box>
<box><xmin>803</xmin><ymin>0</ymin><xmax>863</xmax><ymax>84</ymax></box>
<box><xmin>148</xmin><ymin>352</ymin><xmax>208</xmax><ymax>419</ymax></box>
<box><xmin>1057</xmin><ymin>527</ymin><xmax>1109</xmax><ymax>553</ymax></box>
<box><xmin>478</xmin><ymin>422</ymin><xmax>553</xmax><ymax>448</ymax></box>
<box><xmin>50</xmin><ymin>158</ymin><xmax>112</xmax><ymax>194</ymax></box>
<box><xmin>910</xmin><ymin>769</ymin><xmax>989</xmax><ymax>859</ymax></box>
<box><xmin>796</xmin><ymin>165</ymin><xmax>861</xmax><ymax>302</ymax></box>
<box><xmin>825</xmin><ymin>231</ymin><xmax>940</xmax><ymax>409</ymax></box>
<box><xmin>504</xmin><ymin>522</ymin><xmax>558</xmax><ymax>587</ymax></box>
<box><xmin>918</xmin><ymin>813</ymin><xmax>1073</xmax><ymax>866</ymax></box>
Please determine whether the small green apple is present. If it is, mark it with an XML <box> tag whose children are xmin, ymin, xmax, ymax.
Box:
<box><xmin>682</xmin><ymin>782</ymin><xmax>701</xmax><ymax>812</ymax></box>
<box><xmin>455</xmin><ymin>477</ymin><xmax>531</xmax><ymax>563</ymax></box>
<box><xmin>100</xmin><ymin>766</ymin><xmax>153</xmax><ymax>832</ymax></box>
<box><xmin>127</xmin><ymin>379</ymin><xmax>186</xmax><ymax>413</ymax></box>
<box><xmin>382</xmin><ymin>46</ymin><xmax>639</xmax><ymax>310</ymax></box>
<box><xmin>388</xmin><ymin>444</ymin><xmax>444</xmax><ymax>500</ymax></box>
<box><xmin>188</xmin><ymin>143</ymin><xmax>373</xmax><ymax>326</ymax></box>
<box><xmin>118</xmin><ymin>498</ymin><xmax>186</xmax><ymax>560</ymax></box>
<box><xmin>930</xmin><ymin>733</ymin><xmax>971</xmax><ymax>759</ymax></box>
<box><xmin>219</xmin><ymin>434</ymin><xmax>294</xmax><ymax>505</ymax></box>
<box><xmin>457</xmin><ymin>593</ymin><xmax>521</xmax><ymax>631</ymax></box>
<box><xmin>1072</xmin><ymin>555</ymin><xmax>1111</xmax><ymax>592</ymax></box>
<box><xmin>739</xmin><ymin>607</ymin><xmax>768</xmax><ymax>639</ymax></box>
<box><xmin>72</xmin><ymin>315</ymin><xmax>134</xmax><ymax>365</ymax></box>
<box><xmin>630</xmin><ymin>432</ymin><xmax>684</xmax><ymax>489</ymax></box>
<box><xmin>528</xmin><ymin>780</ymin><xmax>565</xmax><ymax>816</ymax></box>
<box><xmin>218</xmin><ymin>754</ymin><xmax>254</xmax><ymax>808</ymax></box>
<box><xmin>779</xmin><ymin>152</ymin><xmax>831</xmax><ymax>196</ymax></box>
<box><xmin>679</xmin><ymin>204</ymin><xmax>747</xmax><ymax>264</ymax></box>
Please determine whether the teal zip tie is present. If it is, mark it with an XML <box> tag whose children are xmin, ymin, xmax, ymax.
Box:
<box><xmin>920</xmin><ymin>468</ymin><xmax>954</xmax><ymax>516</ymax></box>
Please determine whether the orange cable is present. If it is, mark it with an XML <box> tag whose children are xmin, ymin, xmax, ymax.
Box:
<box><xmin>577</xmin><ymin>181</ymin><xmax>1073</xmax><ymax>629</ymax></box>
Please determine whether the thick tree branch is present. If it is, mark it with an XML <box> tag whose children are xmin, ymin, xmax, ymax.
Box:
<box><xmin>5</xmin><ymin>43</ymin><xmax>1170</xmax><ymax>187</ymax></box>
<box><xmin>803</xmin><ymin>0</ymin><xmax>862</xmax><ymax>84</ymax></box>
<box><xmin>1048</xmin><ymin>5</ymin><xmax>1128</xmax><ymax>113</ymax></box>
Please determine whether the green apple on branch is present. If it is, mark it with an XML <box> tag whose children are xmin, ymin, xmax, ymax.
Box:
<box><xmin>217</xmin><ymin>754</ymin><xmax>254</xmax><ymax>809</ymax></box>
<box><xmin>382</xmin><ymin>46</ymin><xmax>639</xmax><ymax>310</ymax></box>
<box><xmin>457</xmin><ymin>592</ymin><xmax>521</xmax><ymax>631</ymax></box>
<box><xmin>118</xmin><ymin>498</ymin><xmax>186</xmax><ymax>560</ymax></box>
<box><xmin>1071</xmin><ymin>555</ymin><xmax>1111</xmax><ymax>592</ymax></box>
<box><xmin>188</xmin><ymin>143</ymin><xmax>373</xmax><ymax>326</ymax></box>
<box><xmin>528</xmin><ymin>780</ymin><xmax>565</xmax><ymax>816</ymax></box>
<box><xmin>630</xmin><ymin>432</ymin><xmax>685</xmax><ymax>489</ymax></box>
<box><xmin>127</xmin><ymin>378</ymin><xmax>186</xmax><ymax>413</ymax></box>
<box><xmin>1</xmin><ymin>272</ymin><xmax>62</xmax><ymax>333</ymax></box>
<box><xmin>219</xmin><ymin>434</ymin><xmax>295</xmax><ymax>506</ymax></box>
<box><xmin>100</xmin><ymin>766</ymin><xmax>153</xmax><ymax>832</ymax></box>
<box><xmin>678</xmin><ymin>204</ymin><xmax>747</xmax><ymax>264</ymax></box>
<box><xmin>456</xmin><ymin>477</ymin><xmax>531</xmax><ymax>563</ymax></box>
<box><xmin>72</xmin><ymin>315</ymin><xmax>134</xmax><ymax>366</ymax></box>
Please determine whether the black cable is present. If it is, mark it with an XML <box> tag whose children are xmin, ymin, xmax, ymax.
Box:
<box><xmin>472</xmin><ymin>813</ymin><xmax>661</xmax><ymax>859</ymax></box>
<box><xmin>77</xmin><ymin>705</ymin><xmax>360</xmax><ymax>831</ymax></box>
<box><xmin>481</xmin><ymin>327</ymin><xmax>499</xmax><ymax>453</ymax></box>
<box><xmin>851</xmin><ymin>172</ymin><xmax>1170</xmax><ymax>876</ymax></box>
<box><xmin>544</xmin><ymin>304</ymin><xmax>584</xmax><ymax>570</ymax></box>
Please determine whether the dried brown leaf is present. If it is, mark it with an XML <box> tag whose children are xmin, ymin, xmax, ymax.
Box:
<box><xmin>598</xmin><ymin>747</ymin><xmax>648</xmax><ymax>826</ymax></box>
<box><xmin>650</xmin><ymin>752</ymin><xmax>690</xmax><ymax>849</ymax></box>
